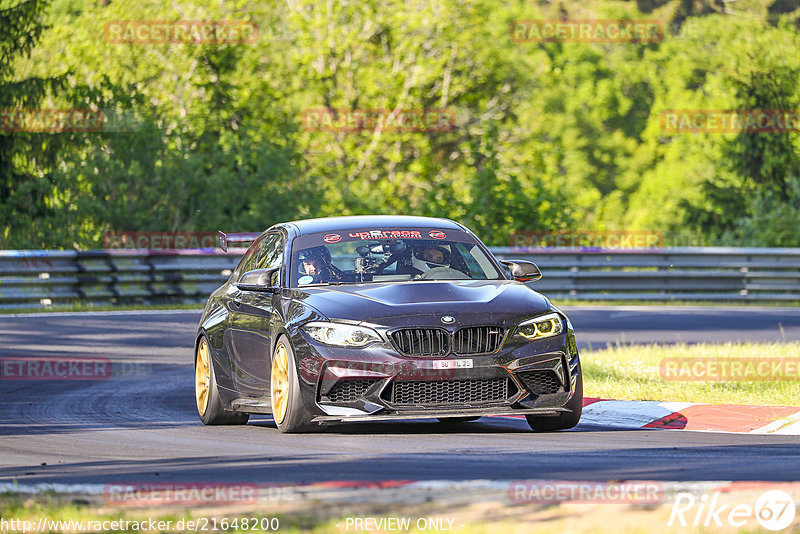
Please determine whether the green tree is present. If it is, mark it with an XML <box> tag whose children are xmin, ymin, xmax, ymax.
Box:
<box><xmin>5</xmin><ymin>0</ymin><xmax>800</xmax><ymax>249</ymax></box>
<box><xmin>681</xmin><ymin>21</ymin><xmax>800</xmax><ymax>244</ymax></box>
<box><xmin>0</xmin><ymin>0</ymin><xmax>66</xmax><ymax>248</ymax></box>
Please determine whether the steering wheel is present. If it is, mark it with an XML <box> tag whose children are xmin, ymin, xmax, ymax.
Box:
<box><xmin>417</xmin><ymin>267</ymin><xmax>471</xmax><ymax>280</ymax></box>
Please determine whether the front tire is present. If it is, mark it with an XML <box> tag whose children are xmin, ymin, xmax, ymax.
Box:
<box><xmin>525</xmin><ymin>362</ymin><xmax>583</xmax><ymax>432</ymax></box>
<box><xmin>271</xmin><ymin>337</ymin><xmax>315</xmax><ymax>433</ymax></box>
<box><xmin>195</xmin><ymin>335</ymin><xmax>249</xmax><ymax>425</ymax></box>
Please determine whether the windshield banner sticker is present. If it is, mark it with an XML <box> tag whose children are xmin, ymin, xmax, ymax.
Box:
<box><xmin>348</xmin><ymin>230</ymin><xmax>423</xmax><ymax>240</ymax></box>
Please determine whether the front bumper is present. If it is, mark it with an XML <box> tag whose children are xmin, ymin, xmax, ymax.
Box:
<box><xmin>291</xmin><ymin>321</ymin><xmax>581</xmax><ymax>424</ymax></box>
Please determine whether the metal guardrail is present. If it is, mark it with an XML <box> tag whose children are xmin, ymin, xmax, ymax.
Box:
<box><xmin>494</xmin><ymin>247</ymin><xmax>800</xmax><ymax>302</ymax></box>
<box><xmin>0</xmin><ymin>247</ymin><xmax>799</xmax><ymax>309</ymax></box>
<box><xmin>0</xmin><ymin>249</ymin><xmax>243</xmax><ymax>310</ymax></box>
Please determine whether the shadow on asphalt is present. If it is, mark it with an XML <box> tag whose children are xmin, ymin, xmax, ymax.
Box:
<box><xmin>4</xmin><ymin>442</ymin><xmax>800</xmax><ymax>485</ymax></box>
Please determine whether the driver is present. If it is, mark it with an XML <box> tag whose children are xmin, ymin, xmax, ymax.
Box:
<box><xmin>297</xmin><ymin>246</ymin><xmax>338</xmax><ymax>284</ymax></box>
<box><xmin>410</xmin><ymin>244</ymin><xmax>449</xmax><ymax>274</ymax></box>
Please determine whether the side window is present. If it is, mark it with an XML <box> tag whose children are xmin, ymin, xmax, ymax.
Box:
<box><xmin>235</xmin><ymin>236</ymin><xmax>265</xmax><ymax>282</ymax></box>
<box><xmin>255</xmin><ymin>234</ymin><xmax>284</xmax><ymax>271</ymax></box>
<box><xmin>456</xmin><ymin>243</ymin><xmax>488</xmax><ymax>279</ymax></box>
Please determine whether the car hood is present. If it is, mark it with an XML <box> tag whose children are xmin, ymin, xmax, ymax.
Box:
<box><xmin>290</xmin><ymin>280</ymin><xmax>551</xmax><ymax>327</ymax></box>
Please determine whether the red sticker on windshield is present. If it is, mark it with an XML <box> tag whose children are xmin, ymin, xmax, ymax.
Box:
<box><xmin>348</xmin><ymin>230</ymin><xmax>423</xmax><ymax>240</ymax></box>
<box><xmin>429</xmin><ymin>230</ymin><xmax>446</xmax><ymax>239</ymax></box>
<box><xmin>323</xmin><ymin>233</ymin><xmax>341</xmax><ymax>243</ymax></box>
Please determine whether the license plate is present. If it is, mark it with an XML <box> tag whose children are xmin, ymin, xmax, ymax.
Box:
<box><xmin>432</xmin><ymin>359</ymin><xmax>473</xmax><ymax>369</ymax></box>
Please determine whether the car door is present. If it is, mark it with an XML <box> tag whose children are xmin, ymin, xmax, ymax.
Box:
<box><xmin>217</xmin><ymin>235</ymin><xmax>265</xmax><ymax>391</ymax></box>
<box><xmin>227</xmin><ymin>233</ymin><xmax>284</xmax><ymax>396</ymax></box>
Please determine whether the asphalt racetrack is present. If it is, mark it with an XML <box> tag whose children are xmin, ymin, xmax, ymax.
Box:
<box><xmin>1</xmin><ymin>307</ymin><xmax>799</xmax><ymax>486</ymax></box>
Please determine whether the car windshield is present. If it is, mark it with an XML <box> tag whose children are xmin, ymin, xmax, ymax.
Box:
<box><xmin>290</xmin><ymin>228</ymin><xmax>502</xmax><ymax>287</ymax></box>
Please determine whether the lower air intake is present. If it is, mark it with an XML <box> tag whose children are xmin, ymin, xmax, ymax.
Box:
<box><xmin>389</xmin><ymin>378</ymin><xmax>509</xmax><ymax>405</ymax></box>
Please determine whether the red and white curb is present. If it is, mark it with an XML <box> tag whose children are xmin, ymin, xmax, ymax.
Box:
<box><xmin>579</xmin><ymin>397</ymin><xmax>800</xmax><ymax>435</ymax></box>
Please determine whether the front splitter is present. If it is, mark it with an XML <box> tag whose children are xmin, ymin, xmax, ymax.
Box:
<box><xmin>311</xmin><ymin>406</ymin><xmax>569</xmax><ymax>423</ymax></box>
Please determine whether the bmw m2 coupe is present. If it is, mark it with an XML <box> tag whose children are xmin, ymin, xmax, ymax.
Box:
<box><xmin>194</xmin><ymin>215</ymin><xmax>582</xmax><ymax>432</ymax></box>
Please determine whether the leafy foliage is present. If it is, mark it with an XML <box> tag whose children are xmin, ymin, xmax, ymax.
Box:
<box><xmin>0</xmin><ymin>0</ymin><xmax>66</xmax><ymax>247</ymax></box>
<box><xmin>2</xmin><ymin>0</ymin><xmax>799</xmax><ymax>248</ymax></box>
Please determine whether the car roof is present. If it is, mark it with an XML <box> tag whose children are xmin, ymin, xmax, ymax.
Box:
<box><xmin>277</xmin><ymin>215</ymin><xmax>466</xmax><ymax>236</ymax></box>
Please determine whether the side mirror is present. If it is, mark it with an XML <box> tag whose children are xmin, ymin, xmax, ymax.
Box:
<box><xmin>501</xmin><ymin>260</ymin><xmax>542</xmax><ymax>282</ymax></box>
<box><xmin>238</xmin><ymin>267</ymin><xmax>280</xmax><ymax>293</ymax></box>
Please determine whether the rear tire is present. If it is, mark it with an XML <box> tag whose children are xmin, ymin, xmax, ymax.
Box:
<box><xmin>195</xmin><ymin>335</ymin><xmax>250</xmax><ymax>426</ymax></box>
<box><xmin>525</xmin><ymin>362</ymin><xmax>582</xmax><ymax>432</ymax></box>
<box><xmin>271</xmin><ymin>336</ymin><xmax>316</xmax><ymax>433</ymax></box>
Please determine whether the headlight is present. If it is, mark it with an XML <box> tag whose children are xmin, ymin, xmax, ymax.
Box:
<box><xmin>517</xmin><ymin>313</ymin><xmax>563</xmax><ymax>340</ymax></box>
<box><xmin>302</xmin><ymin>321</ymin><xmax>382</xmax><ymax>347</ymax></box>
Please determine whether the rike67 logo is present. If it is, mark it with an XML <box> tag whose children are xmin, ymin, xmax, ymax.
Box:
<box><xmin>669</xmin><ymin>490</ymin><xmax>796</xmax><ymax>531</ymax></box>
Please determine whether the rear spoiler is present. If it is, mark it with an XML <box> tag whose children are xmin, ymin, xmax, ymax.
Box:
<box><xmin>217</xmin><ymin>231</ymin><xmax>261</xmax><ymax>252</ymax></box>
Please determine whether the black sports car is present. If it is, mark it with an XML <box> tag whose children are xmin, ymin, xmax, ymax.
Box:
<box><xmin>194</xmin><ymin>215</ymin><xmax>582</xmax><ymax>433</ymax></box>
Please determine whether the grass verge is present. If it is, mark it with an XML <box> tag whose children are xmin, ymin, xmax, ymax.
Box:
<box><xmin>583</xmin><ymin>342</ymin><xmax>800</xmax><ymax>406</ymax></box>
<box><xmin>3</xmin><ymin>486</ymin><xmax>799</xmax><ymax>534</ymax></box>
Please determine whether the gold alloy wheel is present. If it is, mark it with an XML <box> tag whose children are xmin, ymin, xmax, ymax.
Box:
<box><xmin>195</xmin><ymin>338</ymin><xmax>211</xmax><ymax>415</ymax></box>
<box><xmin>271</xmin><ymin>342</ymin><xmax>290</xmax><ymax>424</ymax></box>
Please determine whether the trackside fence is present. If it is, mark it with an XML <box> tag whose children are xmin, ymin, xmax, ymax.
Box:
<box><xmin>0</xmin><ymin>247</ymin><xmax>799</xmax><ymax>309</ymax></box>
